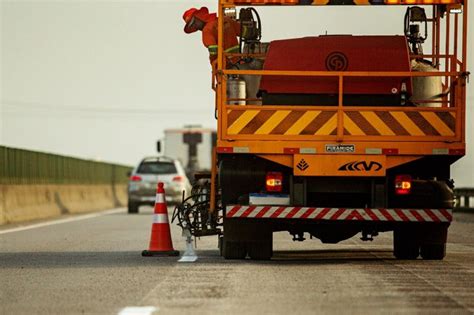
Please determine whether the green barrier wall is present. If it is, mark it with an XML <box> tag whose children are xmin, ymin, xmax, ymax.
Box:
<box><xmin>0</xmin><ymin>146</ymin><xmax>132</xmax><ymax>185</ymax></box>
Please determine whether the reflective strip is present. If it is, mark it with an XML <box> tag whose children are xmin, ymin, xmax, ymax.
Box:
<box><xmin>418</xmin><ymin>209</ymin><xmax>433</xmax><ymax>222</ymax></box>
<box><xmin>361</xmin><ymin>111</ymin><xmax>396</xmax><ymax>136</ymax></box>
<box><xmin>343</xmin><ymin>113</ymin><xmax>365</xmax><ymax>136</ymax></box>
<box><xmin>225</xmin><ymin>206</ymin><xmax>453</xmax><ymax>222</ymax></box>
<box><xmin>234</xmin><ymin>207</ymin><xmax>247</xmax><ymax>217</ymax></box>
<box><xmin>155</xmin><ymin>193</ymin><xmax>165</xmax><ymax>204</ymax></box>
<box><xmin>391</xmin><ymin>112</ymin><xmax>425</xmax><ymax>136</ymax></box>
<box><xmin>227</xmin><ymin>110</ymin><xmax>260</xmax><ymax>134</ymax></box>
<box><xmin>153</xmin><ymin>214</ymin><xmax>168</xmax><ymax>224</ymax></box>
<box><xmin>366</xmin><ymin>148</ymin><xmax>382</xmax><ymax>154</ymax></box>
<box><xmin>433</xmin><ymin>148</ymin><xmax>449</xmax><ymax>155</ymax></box>
<box><xmin>224</xmin><ymin>45</ymin><xmax>240</xmax><ymax>53</ymax></box>
<box><xmin>284</xmin><ymin>111</ymin><xmax>321</xmax><ymax>135</ymax></box>
<box><xmin>208</xmin><ymin>45</ymin><xmax>218</xmax><ymax>55</ymax></box>
<box><xmin>233</xmin><ymin>146</ymin><xmax>250</xmax><ymax>153</ymax></box>
<box><xmin>255</xmin><ymin>110</ymin><xmax>291</xmax><ymax>135</ymax></box>
<box><xmin>420</xmin><ymin>112</ymin><xmax>455</xmax><ymax>136</ymax></box>
<box><xmin>315</xmin><ymin>114</ymin><xmax>338</xmax><ymax>135</ymax></box>
<box><xmin>226</xmin><ymin>109</ymin><xmax>455</xmax><ymax>137</ymax></box>
<box><xmin>300</xmin><ymin>148</ymin><xmax>316</xmax><ymax>154</ymax></box>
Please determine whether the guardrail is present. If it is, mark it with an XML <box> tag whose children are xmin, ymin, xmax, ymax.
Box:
<box><xmin>454</xmin><ymin>188</ymin><xmax>474</xmax><ymax>212</ymax></box>
<box><xmin>0</xmin><ymin>146</ymin><xmax>133</xmax><ymax>224</ymax></box>
<box><xmin>0</xmin><ymin>146</ymin><xmax>131</xmax><ymax>185</ymax></box>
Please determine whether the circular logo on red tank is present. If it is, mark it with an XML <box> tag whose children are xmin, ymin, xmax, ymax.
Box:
<box><xmin>325</xmin><ymin>52</ymin><xmax>349</xmax><ymax>71</ymax></box>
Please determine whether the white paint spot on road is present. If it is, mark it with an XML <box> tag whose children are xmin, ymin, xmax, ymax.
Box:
<box><xmin>118</xmin><ymin>306</ymin><xmax>158</xmax><ymax>315</ymax></box>
<box><xmin>178</xmin><ymin>233</ymin><xmax>197</xmax><ymax>262</ymax></box>
<box><xmin>178</xmin><ymin>254</ymin><xmax>198</xmax><ymax>262</ymax></box>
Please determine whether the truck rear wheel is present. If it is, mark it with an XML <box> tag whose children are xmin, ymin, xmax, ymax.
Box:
<box><xmin>419</xmin><ymin>225</ymin><xmax>448</xmax><ymax>260</ymax></box>
<box><xmin>247</xmin><ymin>239</ymin><xmax>273</xmax><ymax>260</ymax></box>
<box><xmin>222</xmin><ymin>240</ymin><xmax>247</xmax><ymax>259</ymax></box>
<box><xmin>420</xmin><ymin>243</ymin><xmax>446</xmax><ymax>260</ymax></box>
<box><xmin>393</xmin><ymin>228</ymin><xmax>419</xmax><ymax>260</ymax></box>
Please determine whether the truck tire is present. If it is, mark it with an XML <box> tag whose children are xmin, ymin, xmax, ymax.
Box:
<box><xmin>247</xmin><ymin>240</ymin><xmax>272</xmax><ymax>260</ymax></box>
<box><xmin>419</xmin><ymin>225</ymin><xmax>448</xmax><ymax>260</ymax></box>
<box><xmin>420</xmin><ymin>243</ymin><xmax>446</xmax><ymax>260</ymax></box>
<box><xmin>222</xmin><ymin>240</ymin><xmax>247</xmax><ymax>259</ymax></box>
<box><xmin>128</xmin><ymin>202</ymin><xmax>139</xmax><ymax>214</ymax></box>
<box><xmin>393</xmin><ymin>228</ymin><xmax>419</xmax><ymax>260</ymax></box>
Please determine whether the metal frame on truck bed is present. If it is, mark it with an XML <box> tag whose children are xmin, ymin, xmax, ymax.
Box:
<box><xmin>173</xmin><ymin>0</ymin><xmax>469</xmax><ymax>261</ymax></box>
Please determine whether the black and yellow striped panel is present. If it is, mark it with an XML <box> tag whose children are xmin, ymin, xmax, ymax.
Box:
<box><xmin>226</xmin><ymin>109</ymin><xmax>456</xmax><ymax>137</ymax></box>
<box><xmin>227</xmin><ymin>109</ymin><xmax>338</xmax><ymax>135</ymax></box>
<box><xmin>343</xmin><ymin>111</ymin><xmax>455</xmax><ymax>136</ymax></box>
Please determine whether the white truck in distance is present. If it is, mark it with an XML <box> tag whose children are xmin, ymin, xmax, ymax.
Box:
<box><xmin>158</xmin><ymin>127</ymin><xmax>217</xmax><ymax>178</ymax></box>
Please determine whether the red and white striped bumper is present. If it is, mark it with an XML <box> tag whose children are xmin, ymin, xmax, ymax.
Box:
<box><xmin>226</xmin><ymin>206</ymin><xmax>453</xmax><ymax>223</ymax></box>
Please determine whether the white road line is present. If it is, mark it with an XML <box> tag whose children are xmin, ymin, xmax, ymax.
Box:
<box><xmin>0</xmin><ymin>208</ymin><xmax>125</xmax><ymax>235</ymax></box>
<box><xmin>118</xmin><ymin>306</ymin><xmax>158</xmax><ymax>315</ymax></box>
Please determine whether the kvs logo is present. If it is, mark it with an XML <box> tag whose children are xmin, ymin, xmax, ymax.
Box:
<box><xmin>338</xmin><ymin>161</ymin><xmax>382</xmax><ymax>172</ymax></box>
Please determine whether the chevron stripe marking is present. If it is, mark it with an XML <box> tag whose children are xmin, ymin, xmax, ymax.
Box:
<box><xmin>440</xmin><ymin>209</ymin><xmax>453</xmax><ymax>221</ymax></box>
<box><xmin>350</xmin><ymin>210</ymin><xmax>365</xmax><ymax>221</ymax></box>
<box><xmin>242</xmin><ymin>206</ymin><xmax>257</xmax><ymax>217</ymax></box>
<box><xmin>420</xmin><ymin>111</ymin><xmax>455</xmax><ymax>136</ymax></box>
<box><xmin>226</xmin><ymin>109</ymin><xmax>455</xmax><ymax>137</ymax></box>
<box><xmin>314</xmin><ymin>208</ymin><xmax>330</xmax><ymax>219</ymax></box>
<box><xmin>360</xmin><ymin>111</ymin><xmax>396</xmax><ymax>136</ymax></box>
<box><xmin>227</xmin><ymin>110</ymin><xmax>244</xmax><ymax>126</ymax></box>
<box><xmin>315</xmin><ymin>114</ymin><xmax>338</xmax><ymax>135</ymax></box>
<box><xmin>227</xmin><ymin>110</ymin><xmax>260</xmax><ymax>134</ymax></box>
<box><xmin>227</xmin><ymin>206</ymin><xmax>241</xmax><ymax>217</ymax></box>
<box><xmin>270</xmin><ymin>207</ymin><xmax>285</xmax><ymax>218</ymax></box>
<box><xmin>240</xmin><ymin>110</ymin><xmax>276</xmax><ymax>134</ymax></box>
<box><xmin>301</xmin><ymin>111</ymin><xmax>335</xmax><ymax>135</ymax></box>
<box><xmin>255</xmin><ymin>110</ymin><xmax>291</xmax><ymax>134</ymax></box>
<box><xmin>410</xmin><ymin>209</ymin><xmax>425</xmax><ymax>221</ymax></box>
<box><xmin>391</xmin><ymin>112</ymin><xmax>425</xmax><ymax>136</ymax></box>
<box><xmin>330</xmin><ymin>208</ymin><xmax>346</xmax><ymax>220</ymax></box>
<box><xmin>255</xmin><ymin>206</ymin><xmax>271</xmax><ymax>218</ymax></box>
<box><xmin>286</xmin><ymin>207</ymin><xmax>302</xmax><ymax>218</ymax></box>
<box><xmin>424</xmin><ymin>209</ymin><xmax>441</xmax><ymax>222</ymax></box>
<box><xmin>301</xmin><ymin>208</ymin><xmax>315</xmax><ymax>219</ymax></box>
<box><xmin>379</xmin><ymin>208</ymin><xmax>395</xmax><ymax>221</ymax></box>
<box><xmin>343</xmin><ymin>113</ymin><xmax>365</xmax><ymax>135</ymax></box>
<box><xmin>348</xmin><ymin>112</ymin><xmax>380</xmax><ymax>135</ymax></box>
<box><xmin>442</xmin><ymin>112</ymin><xmax>456</xmax><ymax>130</ymax></box>
<box><xmin>285</xmin><ymin>111</ymin><xmax>322</xmax><ymax>135</ymax></box>
<box><xmin>376</xmin><ymin>112</ymin><xmax>410</xmax><ymax>135</ymax></box>
<box><xmin>441</xmin><ymin>111</ymin><xmax>456</xmax><ymax>130</ymax></box>
<box><xmin>365</xmin><ymin>208</ymin><xmax>380</xmax><ymax>221</ymax></box>
<box><xmin>270</xmin><ymin>111</ymin><xmax>304</xmax><ymax>134</ymax></box>
<box><xmin>225</xmin><ymin>206</ymin><xmax>452</xmax><ymax>222</ymax></box>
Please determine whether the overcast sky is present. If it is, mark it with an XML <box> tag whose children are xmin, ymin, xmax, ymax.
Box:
<box><xmin>1</xmin><ymin>0</ymin><xmax>473</xmax><ymax>186</ymax></box>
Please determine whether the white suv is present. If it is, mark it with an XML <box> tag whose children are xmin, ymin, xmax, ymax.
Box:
<box><xmin>127</xmin><ymin>157</ymin><xmax>191</xmax><ymax>213</ymax></box>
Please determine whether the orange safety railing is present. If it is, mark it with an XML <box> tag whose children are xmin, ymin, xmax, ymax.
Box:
<box><xmin>222</xmin><ymin>0</ymin><xmax>463</xmax><ymax>6</ymax></box>
<box><xmin>218</xmin><ymin>67</ymin><xmax>465</xmax><ymax>142</ymax></box>
<box><xmin>215</xmin><ymin>0</ymin><xmax>468</xmax><ymax>147</ymax></box>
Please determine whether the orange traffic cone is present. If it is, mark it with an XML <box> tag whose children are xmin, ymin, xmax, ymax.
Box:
<box><xmin>142</xmin><ymin>182</ymin><xmax>179</xmax><ymax>257</ymax></box>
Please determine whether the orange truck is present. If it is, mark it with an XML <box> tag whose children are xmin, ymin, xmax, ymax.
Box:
<box><xmin>173</xmin><ymin>0</ymin><xmax>469</xmax><ymax>261</ymax></box>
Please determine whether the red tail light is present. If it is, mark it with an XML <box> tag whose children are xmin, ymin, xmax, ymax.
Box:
<box><xmin>172</xmin><ymin>176</ymin><xmax>184</xmax><ymax>182</ymax></box>
<box><xmin>395</xmin><ymin>175</ymin><xmax>412</xmax><ymax>195</ymax></box>
<box><xmin>130</xmin><ymin>175</ymin><xmax>142</xmax><ymax>182</ymax></box>
<box><xmin>266</xmin><ymin>172</ymin><xmax>283</xmax><ymax>192</ymax></box>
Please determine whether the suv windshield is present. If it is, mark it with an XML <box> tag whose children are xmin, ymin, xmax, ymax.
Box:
<box><xmin>137</xmin><ymin>161</ymin><xmax>177</xmax><ymax>175</ymax></box>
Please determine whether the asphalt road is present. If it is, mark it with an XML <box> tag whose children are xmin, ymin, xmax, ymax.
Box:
<box><xmin>1</xmin><ymin>207</ymin><xmax>474</xmax><ymax>315</ymax></box>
